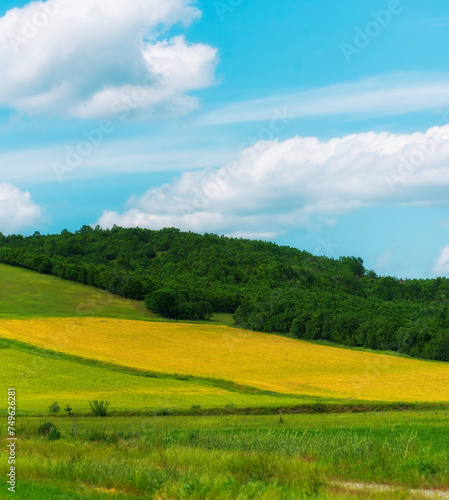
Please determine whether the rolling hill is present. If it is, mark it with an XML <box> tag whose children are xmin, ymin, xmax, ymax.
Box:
<box><xmin>1</xmin><ymin>226</ymin><xmax>449</xmax><ymax>361</ymax></box>
<box><xmin>1</xmin><ymin>264</ymin><xmax>448</xmax><ymax>414</ymax></box>
<box><xmin>1</xmin><ymin>316</ymin><xmax>449</xmax><ymax>403</ymax></box>
<box><xmin>0</xmin><ymin>263</ymin><xmax>151</xmax><ymax>320</ymax></box>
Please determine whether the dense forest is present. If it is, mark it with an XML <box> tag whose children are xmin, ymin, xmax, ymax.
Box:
<box><xmin>0</xmin><ymin>225</ymin><xmax>448</xmax><ymax>362</ymax></box>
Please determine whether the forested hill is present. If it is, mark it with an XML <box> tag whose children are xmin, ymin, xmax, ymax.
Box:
<box><xmin>0</xmin><ymin>225</ymin><xmax>448</xmax><ymax>361</ymax></box>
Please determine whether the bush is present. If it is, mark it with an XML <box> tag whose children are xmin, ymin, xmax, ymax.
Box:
<box><xmin>48</xmin><ymin>402</ymin><xmax>61</xmax><ymax>414</ymax></box>
<box><xmin>48</xmin><ymin>426</ymin><xmax>61</xmax><ymax>441</ymax></box>
<box><xmin>64</xmin><ymin>405</ymin><xmax>73</xmax><ymax>417</ymax></box>
<box><xmin>38</xmin><ymin>422</ymin><xmax>60</xmax><ymax>440</ymax></box>
<box><xmin>310</xmin><ymin>400</ymin><xmax>326</xmax><ymax>413</ymax></box>
<box><xmin>89</xmin><ymin>400</ymin><xmax>110</xmax><ymax>417</ymax></box>
<box><xmin>38</xmin><ymin>422</ymin><xmax>56</xmax><ymax>437</ymax></box>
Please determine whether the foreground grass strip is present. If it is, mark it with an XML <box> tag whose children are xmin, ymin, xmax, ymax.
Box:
<box><xmin>334</xmin><ymin>481</ymin><xmax>449</xmax><ymax>498</ymax></box>
<box><xmin>1</xmin><ymin>317</ymin><xmax>449</xmax><ymax>401</ymax></box>
<box><xmin>3</xmin><ymin>411</ymin><xmax>449</xmax><ymax>499</ymax></box>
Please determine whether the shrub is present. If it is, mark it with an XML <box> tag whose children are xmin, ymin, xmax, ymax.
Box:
<box><xmin>48</xmin><ymin>426</ymin><xmax>61</xmax><ymax>441</ymax></box>
<box><xmin>48</xmin><ymin>402</ymin><xmax>61</xmax><ymax>414</ymax></box>
<box><xmin>64</xmin><ymin>405</ymin><xmax>73</xmax><ymax>417</ymax></box>
<box><xmin>310</xmin><ymin>400</ymin><xmax>326</xmax><ymax>413</ymax></box>
<box><xmin>89</xmin><ymin>400</ymin><xmax>110</xmax><ymax>417</ymax></box>
<box><xmin>38</xmin><ymin>422</ymin><xmax>56</xmax><ymax>437</ymax></box>
<box><xmin>38</xmin><ymin>422</ymin><xmax>60</xmax><ymax>440</ymax></box>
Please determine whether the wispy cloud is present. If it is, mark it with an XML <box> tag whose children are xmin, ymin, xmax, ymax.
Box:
<box><xmin>198</xmin><ymin>74</ymin><xmax>449</xmax><ymax>126</ymax></box>
<box><xmin>0</xmin><ymin>139</ymin><xmax>234</xmax><ymax>183</ymax></box>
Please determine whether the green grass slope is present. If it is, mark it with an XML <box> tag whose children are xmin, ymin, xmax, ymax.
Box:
<box><xmin>0</xmin><ymin>264</ymin><xmax>151</xmax><ymax>320</ymax></box>
<box><xmin>0</xmin><ymin>339</ymin><xmax>317</xmax><ymax>415</ymax></box>
<box><xmin>0</xmin><ymin>264</ymin><xmax>234</xmax><ymax>325</ymax></box>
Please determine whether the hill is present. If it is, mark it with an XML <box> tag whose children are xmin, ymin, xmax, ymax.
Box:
<box><xmin>0</xmin><ymin>226</ymin><xmax>449</xmax><ymax>361</ymax></box>
<box><xmin>1</xmin><ymin>316</ymin><xmax>448</xmax><ymax>403</ymax></box>
<box><xmin>0</xmin><ymin>264</ymin><xmax>234</xmax><ymax>325</ymax></box>
<box><xmin>0</xmin><ymin>263</ymin><xmax>151</xmax><ymax>320</ymax></box>
<box><xmin>0</xmin><ymin>338</ymin><xmax>311</xmax><ymax>415</ymax></box>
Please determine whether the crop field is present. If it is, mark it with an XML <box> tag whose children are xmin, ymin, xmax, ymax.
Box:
<box><xmin>1</xmin><ymin>316</ymin><xmax>449</xmax><ymax>402</ymax></box>
<box><xmin>1</xmin><ymin>264</ymin><xmax>449</xmax><ymax>498</ymax></box>
<box><xmin>1</xmin><ymin>411</ymin><xmax>449</xmax><ymax>499</ymax></box>
<box><xmin>0</xmin><ymin>341</ymin><xmax>317</xmax><ymax>415</ymax></box>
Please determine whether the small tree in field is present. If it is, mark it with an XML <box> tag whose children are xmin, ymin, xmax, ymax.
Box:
<box><xmin>64</xmin><ymin>405</ymin><xmax>73</xmax><ymax>417</ymax></box>
<box><xmin>48</xmin><ymin>402</ymin><xmax>61</xmax><ymax>414</ymax></box>
<box><xmin>89</xmin><ymin>400</ymin><xmax>110</xmax><ymax>417</ymax></box>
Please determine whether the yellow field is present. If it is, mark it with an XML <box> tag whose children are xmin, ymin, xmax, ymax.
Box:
<box><xmin>1</xmin><ymin>317</ymin><xmax>449</xmax><ymax>402</ymax></box>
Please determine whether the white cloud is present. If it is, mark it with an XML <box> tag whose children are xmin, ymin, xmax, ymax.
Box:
<box><xmin>0</xmin><ymin>138</ymin><xmax>235</xmax><ymax>183</ymax></box>
<box><xmin>0</xmin><ymin>0</ymin><xmax>217</xmax><ymax>118</ymax></box>
<box><xmin>198</xmin><ymin>74</ymin><xmax>449</xmax><ymax>125</ymax></box>
<box><xmin>0</xmin><ymin>184</ymin><xmax>42</xmax><ymax>234</ymax></box>
<box><xmin>433</xmin><ymin>245</ymin><xmax>449</xmax><ymax>275</ymax></box>
<box><xmin>96</xmin><ymin>125</ymin><xmax>449</xmax><ymax>238</ymax></box>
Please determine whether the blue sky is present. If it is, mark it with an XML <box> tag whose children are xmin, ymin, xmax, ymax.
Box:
<box><xmin>1</xmin><ymin>0</ymin><xmax>449</xmax><ymax>278</ymax></box>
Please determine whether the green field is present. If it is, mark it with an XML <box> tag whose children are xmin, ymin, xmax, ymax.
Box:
<box><xmin>0</xmin><ymin>339</ymin><xmax>323</xmax><ymax>415</ymax></box>
<box><xmin>1</xmin><ymin>264</ymin><xmax>449</xmax><ymax>498</ymax></box>
<box><xmin>0</xmin><ymin>264</ymin><xmax>234</xmax><ymax>325</ymax></box>
<box><xmin>0</xmin><ymin>264</ymin><xmax>151</xmax><ymax>320</ymax></box>
<box><xmin>1</xmin><ymin>411</ymin><xmax>449</xmax><ymax>499</ymax></box>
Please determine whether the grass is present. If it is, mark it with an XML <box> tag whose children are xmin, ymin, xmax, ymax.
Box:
<box><xmin>1</xmin><ymin>263</ymin><xmax>449</xmax><ymax>497</ymax></box>
<box><xmin>0</xmin><ymin>340</ymin><xmax>323</xmax><ymax>416</ymax></box>
<box><xmin>0</xmin><ymin>264</ymin><xmax>152</xmax><ymax>320</ymax></box>
<box><xmin>1</xmin><ymin>316</ymin><xmax>449</xmax><ymax>402</ymax></box>
<box><xmin>1</xmin><ymin>411</ymin><xmax>448</xmax><ymax>498</ymax></box>
<box><xmin>0</xmin><ymin>264</ymin><xmax>234</xmax><ymax>326</ymax></box>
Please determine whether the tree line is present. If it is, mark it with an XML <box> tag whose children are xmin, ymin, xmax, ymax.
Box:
<box><xmin>0</xmin><ymin>225</ymin><xmax>448</xmax><ymax>361</ymax></box>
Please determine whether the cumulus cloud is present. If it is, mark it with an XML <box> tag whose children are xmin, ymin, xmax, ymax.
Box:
<box><xmin>95</xmin><ymin>126</ymin><xmax>449</xmax><ymax>237</ymax></box>
<box><xmin>96</xmin><ymin>125</ymin><xmax>449</xmax><ymax>237</ymax></box>
<box><xmin>0</xmin><ymin>184</ymin><xmax>42</xmax><ymax>234</ymax></box>
<box><xmin>434</xmin><ymin>246</ymin><xmax>449</xmax><ymax>275</ymax></box>
<box><xmin>0</xmin><ymin>0</ymin><xmax>217</xmax><ymax>118</ymax></box>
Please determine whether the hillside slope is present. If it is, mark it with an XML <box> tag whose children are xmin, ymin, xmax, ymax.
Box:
<box><xmin>0</xmin><ymin>339</ymin><xmax>311</xmax><ymax>415</ymax></box>
<box><xmin>1</xmin><ymin>317</ymin><xmax>448</xmax><ymax>402</ymax></box>
<box><xmin>0</xmin><ymin>263</ymin><xmax>151</xmax><ymax>320</ymax></box>
<box><xmin>1</xmin><ymin>226</ymin><xmax>449</xmax><ymax>361</ymax></box>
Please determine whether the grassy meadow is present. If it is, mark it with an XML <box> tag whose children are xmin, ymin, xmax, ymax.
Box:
<box><xmin>1</xmin><ymin>411</ymin><xmax>449</xmax><ymax>498</ymax></box>
<box><xmin>1</xmin><ymin>316</ymin><xmax>449</xmax><ymax>402</ymax></box>
<box><xmin>0</xmin><ymin>264</ymin><xmax>152</xmax><ymax>320</ymax></box>
<box><xmin>0</xmin><ymin>264</ymin><xmax>234</xmax><ymax>325</ymax></box>
<box><xmin>0</xmin><ymin>339</ymin><xmax>319</xmax><ymax>415</ymax></box>
<box><xmin>1</xmin><ymin>264</ymin><xmax>449</xmax><ymax>498</ymax></box>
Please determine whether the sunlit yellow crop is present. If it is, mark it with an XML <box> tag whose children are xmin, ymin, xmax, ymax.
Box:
<box><xmin>1</xmin><ymin>317</ymin><xmax>449</xmax><ymax>402</ymax></box>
